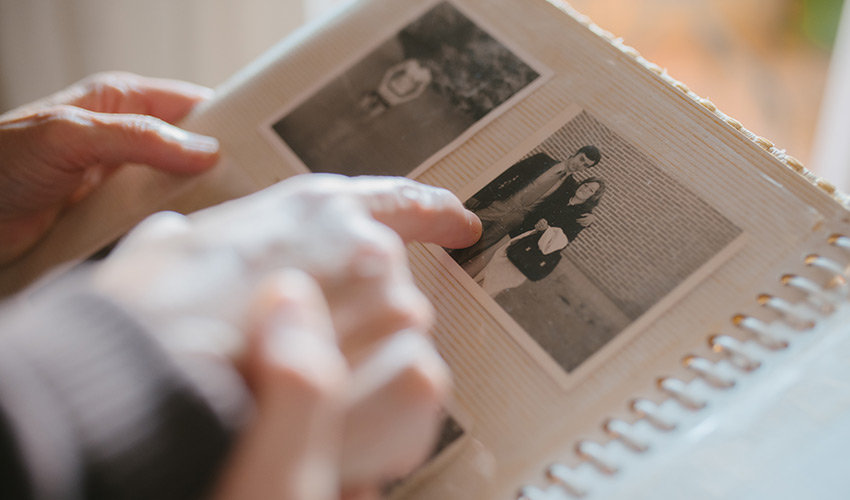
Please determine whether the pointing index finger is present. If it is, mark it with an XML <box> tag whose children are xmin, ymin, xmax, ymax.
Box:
<box><xmin>355</xmin><ymin>177</ymin><xmax>481</xmax><ymax>249</ymax></box>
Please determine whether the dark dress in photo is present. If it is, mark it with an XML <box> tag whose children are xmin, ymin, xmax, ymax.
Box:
<box><xmin>473</xmin><ymin>178</ymin><xmax>605</xmax><ymax>296</ymax></box>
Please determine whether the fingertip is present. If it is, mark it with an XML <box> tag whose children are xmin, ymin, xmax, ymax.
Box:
<box><xmin>425</xmin><ymin>184</ymin><xmax>482</xmax><ymax>247</ymax></box>
<box><xmin>179</xmin><ymin>136</ymin><xmax>221</xmax><ymax>172</ymax></box>
<box><xmin>153</xmin><ymin>124</ymin><xmax>221</xmax><ymax>172</ymax></box>
<box><xmin>363</xmin><ymin>178</ymin><xmax>483</xmax><ymax>249</ymax></box>
<box><xmin>181</xmin><ymin>132</ymin><xmax>220</xmax><ymax>154</ymax></box>
<box><xmin>429</xmin><ymin>207</ymin><xmax>482</xmax><ymax>250</ymax></box>
<box><xmin>459</xmin><ymin>209</ymin><xmax>483</xmax><ymax>249</ymax></box>
<box><xmin>92</xmin><ymin>113</ymin><xmax>221</xmax><ymax>174</ymax></box>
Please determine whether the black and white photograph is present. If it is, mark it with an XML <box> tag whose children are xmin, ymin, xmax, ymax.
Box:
<box><xmin>446</xmin><ymin>108</ymin><xmax>743</xmax><ymax>378</ymax></box>
<box><xmin>266</xmin><ymin>0</ymin><xmax>545</xmax><ymax>177</ymax></box>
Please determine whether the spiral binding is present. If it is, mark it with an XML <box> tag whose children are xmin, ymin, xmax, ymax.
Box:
<box><xmin>515</xmin><ymin>232</ymin><xmax>850</xmax><ymax>499</ymax></box>
<box><xmin>514</xmin><ymin>6</ymin><xmax>849</xmax><ymax>498</ymax></box>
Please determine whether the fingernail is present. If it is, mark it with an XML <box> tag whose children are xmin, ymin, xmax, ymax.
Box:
<box><xmin>465</xmin><ymin>210</ymin><xmax>482</xmax><ymax>237</ymax></box>
<box><xmin>160</xmin><ymin>124</ymin><xmax>220</xmax><ymax>153</ymax></box>
<box><xmin>183</xmin><ymin>132</ymin><xmax>219</xmax><ymax>153</ymax></box>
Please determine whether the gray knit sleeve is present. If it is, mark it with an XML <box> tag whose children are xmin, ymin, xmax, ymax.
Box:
<box><xmin>0</xmin><ymin>287</ymin><xmax>250</xmax><ymax>500</ymax></box>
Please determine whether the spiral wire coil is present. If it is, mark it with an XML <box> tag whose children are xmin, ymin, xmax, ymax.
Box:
<box><xmin>516</xmin><ymin>233</ymin><xmax>850</xmax><ymax>500</ymax></box>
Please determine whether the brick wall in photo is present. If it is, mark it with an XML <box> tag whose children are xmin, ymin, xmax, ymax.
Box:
<box><xmin>522</xmin><ymin>111</ymin><xmax>741</xmax><ymax>320</ymax></box>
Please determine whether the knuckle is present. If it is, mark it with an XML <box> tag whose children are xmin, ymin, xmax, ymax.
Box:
<box><xmin>354</xmin><ymin>176</ymin><xmax>458</xmax><ymax>220</ymax></box>
<box><xmin>399</xmin><ymin>182</ymin><xmax>455</xmax><ymax>216</ymax></box>
<box><xmin>83</xmin><ymin>71</ymin><xmax>136</xmax><ymax>96</ymax></box>
<box><xmin>345</xmin><ymin>227</ymin><xmax>407</xmax><ymax>274</ymax></box>
<box><xmin>285</xmin><ymin>172</ymin><xmax>349</xmax><ymax>200</ymax></box>
<box><xmin>395</xmin><ymin>350</ymin><xmax>450</xmax><ymax>406</ymax></box>
<box><xmin>382</xmin><ymin>287</ymin><xmax>433</xmax><ymax>332</ymax></box>
<box><xmin>131</xmin><ymin>211</ymin><xmax>192</xmax><ymax>242</ymax></box>
<box><xmin>353</xmin><ymin>231</ymin><xmax>402</xmax><ymax>262</ymax></box>
<box><xmin>24</xmin><ymin>106</ymin><xmax>89</xmax><ymax>145</ymax></box>
<box><xmin>79</xmin><ymin>72</ymin><xmax>148</xmax><ymax>114</ymax></box>
<box><xmin>124</xmin><ymin>114</ymin><xmax>169</xmax><ymax>141</ymax></box>
<box><xmin>29</xmin><ymin>105</ymin><xmax>80</xmax><ymax>127</ymax></box>
<box><xmin>263</xmin><ymin>354</ymin><xmax>347</xmax><ymax>404</ymax></box>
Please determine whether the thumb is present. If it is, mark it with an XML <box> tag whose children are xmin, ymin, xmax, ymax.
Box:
<box><xmin>41</xmin><ymin>105</ymin><xmax>220</xmax><ymax>174</ymax></box>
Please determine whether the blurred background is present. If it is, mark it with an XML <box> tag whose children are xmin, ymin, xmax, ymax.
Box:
<box><xmin>567</xmin><ymin>0</ymin><xmax>847</xmax><ymax>182</ymax></box>
<box><xmin>0</xmin><ymin>0</ymin><xmax>846</xmax><ymax>180</ymax></box>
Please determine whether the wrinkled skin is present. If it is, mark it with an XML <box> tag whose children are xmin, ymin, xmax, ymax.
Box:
<box><xmin>0</xmin><ymin>72</ymin><xmax>220</xmax><ymax>264</ymax></box>
<box><xmin>94</xmin><ymin>174</ymin><xmax>481</xmax><ymax>499</ymax></box>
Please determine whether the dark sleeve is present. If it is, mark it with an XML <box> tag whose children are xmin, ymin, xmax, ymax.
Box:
<box><xmin>505</xmin><ymin>231</ymin><xmax>561</xmax><ymax>281</ymax></box>
<box><xmin>518</xmin><ymin>176</ymin><xmax>587</xmax><ymax>240</ymax></box>
<box><xmin>564</xmin><ymin>219</ymin><xmax>587</xmax><ymax>243</ymax></box>
<box><xmin>559</xmin><ymin>202</ymin><xmax>592</xmax><ymax>243</ymax></box>
<box><xmin>468</xmin><ymin>153</ymin><xmax>556</xmax><ymax>209</ymax></box>
<box><xmin>0</xmin><ymin>285</ymin><xmax>250</xmax><ymax>500</ymax></box>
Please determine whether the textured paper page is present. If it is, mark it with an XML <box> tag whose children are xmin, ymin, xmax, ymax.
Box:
<box><xmin>2</xmin><ymin>2</ymin><xmax>849</xmax><ymax>498</ymax></box>
<box><xmin>513</xmin><ymin>229</ymin><xmax>850</xmax><ymax>500</ymax></box>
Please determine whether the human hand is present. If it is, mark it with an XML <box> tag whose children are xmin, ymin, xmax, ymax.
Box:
<box><xmin>92</xmin><ymin>175</ymin><xmax>479</xmax><ymax>496</ymax></box>
<box><xmin>0</xmin><ymin>72</ymin><xmax>220</xmax><ymax>265</ymax></box>
<box><xmin>577</xmin><ymin>212</ymin><xmax>596</xmax><ymax>227</ymax></box>
<box><xmin>93</xmin><ymin>174</ymin><xmax>479</xmax><ymax>478</ymax></box>
<box><xmin>213</xmin><ymin>269</ymin><xmax>449</xmax><ymax>500</ymax></box>
<box><xmin>534</xmin><ymin>218</ymin><xmax>549</xmax><ymax>232</ymax></box>
<box><xmin>93</xmin><ymin>174</ymin><xmax>480</xmax><ymax>355</ymax></box>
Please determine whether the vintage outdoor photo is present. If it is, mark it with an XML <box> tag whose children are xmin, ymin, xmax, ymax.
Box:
<box><xmin>448</xmin><ymin>110</ymin><xmax>743</xmax><ymax>376</ymax></box>
<box><xmin>268</xmin><ymin>0</ymin><xmax>544</xmax><ymax>177</ymax></box>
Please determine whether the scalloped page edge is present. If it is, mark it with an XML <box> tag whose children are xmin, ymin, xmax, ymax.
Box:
<box><xmin>546</xmin><ymin>0</ymin><xmax>850</xmax><ymax>207</ymax></box>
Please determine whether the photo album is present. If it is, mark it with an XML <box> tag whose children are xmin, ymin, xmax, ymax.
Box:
<box><xmin>3</xmin><ymin>0</ymin><xmax>850</xmax><ymax>499</ymax></box>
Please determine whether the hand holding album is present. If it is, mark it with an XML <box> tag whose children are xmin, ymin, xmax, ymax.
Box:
<box><xmin>4</xmin><ymin>0</ymin><xmax>849</xmax><ymax>498</ymax></box>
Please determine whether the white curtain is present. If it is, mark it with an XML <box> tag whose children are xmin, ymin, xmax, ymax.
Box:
<box><xmin>0</xmin><ymin>0</ymin><xmax>345</xmax><ymax>112</ymax></box>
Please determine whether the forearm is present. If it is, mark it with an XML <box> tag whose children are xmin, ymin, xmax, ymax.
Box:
<box><xmin>0</xmin><ymin>277</ymin><xmax>249</xmax><ymax>500</ymax></box>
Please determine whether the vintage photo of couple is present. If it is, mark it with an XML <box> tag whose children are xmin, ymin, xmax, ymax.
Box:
<box><xmin>449</xmin><ymin>110</ymin><xmax>742</xmax><ymax>376</ymax></box>
<box><xmin>449</xmin><ymin>146</ymin><xmax>605</xmax><ymax>297</ymax></box>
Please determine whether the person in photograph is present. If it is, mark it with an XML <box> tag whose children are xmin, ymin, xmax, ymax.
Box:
<box><xmin>473</xmin><ymin>176</ymin><xmax>607</xmax><ymax>297</ymax></box>
<box><xmin>397</xmin><ymin>2</ymin><xmax>540</xmax><ymax>121</ymax></box>
<box><xmin>449</xmin><ymin>146</ymin><xmax>601</xmax><ymax>271</ymax></box>
<box><xmin>274</xmin><ymin>1</ymin><xmax>540</xmax><ymax>178</ymax></box>
<box><xmin>358</xmin><ymin>58</ymin><xmax>433</xmax><ymax>119</ymax></box>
